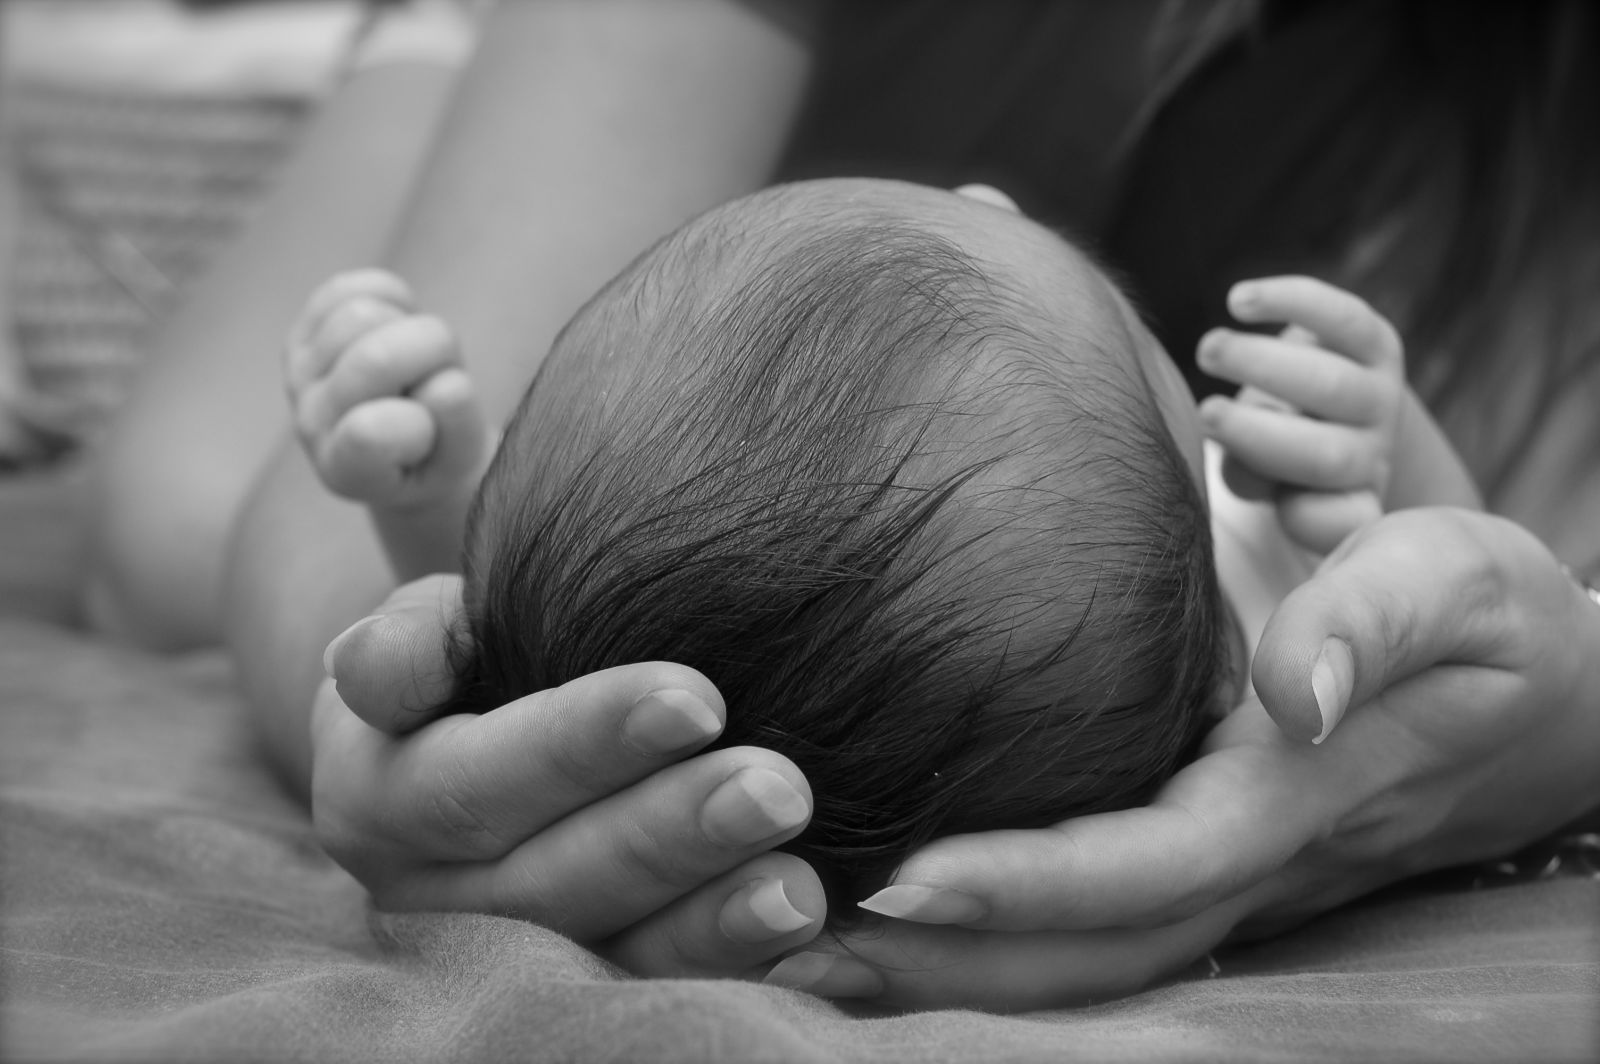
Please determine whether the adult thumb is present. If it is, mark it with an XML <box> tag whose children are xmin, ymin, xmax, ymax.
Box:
<box><xmin>1251</xmin><ymin>509</ymin><xmax>1535</xmax><ymax>743</ymax></box>
<box><xmin>325</xmin><ymin>572</ymin><xmax>467</xmax><ymax>733</ymax></box>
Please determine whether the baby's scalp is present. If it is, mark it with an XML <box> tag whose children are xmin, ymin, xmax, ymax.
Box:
<box><xmin>525</xmin><ymin>179</ymin><xmax>1165</xmax><ymax>493</ymax></box>
<box><xmin>453</xmin><ymin>178</ymin><xmax>1226</xmax><ymax>910</ymax></box>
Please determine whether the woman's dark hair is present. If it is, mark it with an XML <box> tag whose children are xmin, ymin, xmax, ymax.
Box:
<box><xmin>1135</xmin><ymin>0</ymin><xmax>1600</xmax><ymax>523</ymax></box>
<box><xmin>784</xmin><ymin>0</ymin><xmax>1600</xmax><ymax>569</ymax></box>
<box><xmin>438</xmin><ymin>188</ymin><xmax>1225</xmax><ymax>911</ymax></box>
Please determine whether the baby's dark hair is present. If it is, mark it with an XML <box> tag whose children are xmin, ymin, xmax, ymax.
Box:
<box><xmin>442</xmin><ymin>183</ymin><xmax>1226</xmax><ymax>913</ymax></box>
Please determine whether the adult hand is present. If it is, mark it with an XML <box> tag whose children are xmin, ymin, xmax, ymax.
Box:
<box><xmin>311</xmin><ymin>574</ymin><xmax>828</xmax><ymax>977</ymax></box>
<box><xmin>768</xmin><ymin>508</ymin><xmax>1600</xmax><ymax>1010</ymax></box>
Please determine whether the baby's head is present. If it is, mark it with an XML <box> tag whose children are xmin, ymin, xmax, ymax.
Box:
<box><xmin>444</xmin><ymin>179</ymin><xmax>1228</xmax><ymax>911</ymax></box>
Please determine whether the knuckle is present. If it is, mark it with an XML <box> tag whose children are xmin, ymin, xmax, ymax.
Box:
<box><xmin>655</xmin><ymin>920</ymin><xmax>705</xmax><ymax>975</ymax></box>
<box><xmin>352</xmin><ymin>266</ymin><xmax>401</xmax><ymax>289</ymax></box>
<box><xmin>420</xmin><ymin>785</ymin><xmax>513</xmax><ymax>859</ymax></box>
<box><xmin>1311</xmin><ymin>354</ymin><xmax>1351</xmax><ymax>395</ymax></box>
<box><xmin>330</xmin><ymin>267</ymin><xmax>384</xmax><ymax>289</ymax></box>
<box><xmin>332</xmin><ymin>269</ymin><xmax>405</xmax><ymax>306</ymax></box>
<box><xmin>1158</xmin><ymin>815</ymin><xmax>1244</xmax><ymax>918</ymax></box>
<box><xmin>1311</xmin><ymin>440</ymin><xmax>1360</xmax><ymax>484</ymax></box>
<box><xmin>606</xmin><ymin>900</ymin><xmax>705</xmax><ymax>976</ymax></box>
<box><xmin>613</xmin><ymin>815</ymin><xmax>698</xmax><ymax>893</ymax></box>
<box><xmin>1340</xmin><ymin>300</ymin><xmax>1399</xmax><ymax>362</ymax></box>
<box><xmin>338</xmin><ymin>402</ymin><xmax>390</xmax><ymax>442</ymax></box>
<box><xmin>1374</xmin><ymin>590</ymin><xmax>1415</xmax><ymax>671</ymax></box>
<box><xmin>411</xmin><ymin>314</ymin><xmax>456</xmax><ymax>348</ymax></box>
<box><xmin>539</xmin><ymin>731</ymin><xmax>607</xmax><ymax>803</ymax></box>
<box><xmin>312</xmin><ymin>271</ymin><xmax>363</xmax><ymax>305</ymax></box>
<box><xmin>342</xmin><ymin>334</ymin><xmax>395</xmax><ymax>378</ymax></box>
<box><xmin>339</xmin><ymin>297</ymin><xmax>401</xmax><ymax>338</ymax></box>
<box><xmin>1334</xmin><ymin>371</ymin><xmax>1375</xmax><ymax>412</ymax></box>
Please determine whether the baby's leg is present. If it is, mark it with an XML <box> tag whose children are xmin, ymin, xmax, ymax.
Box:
<box><xmin>285</xmin><ymin>270</ymin><xmax>490</xmax><ymax>582</ymax></box>
<box><xmin>85</xmin><ymin>60</ymin><xmax>459</xmax><ymax>649</ymax></box>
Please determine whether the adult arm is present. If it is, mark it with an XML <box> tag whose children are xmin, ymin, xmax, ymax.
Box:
<box><xmin>800</xmin><ymin>508</ymin><xmax>1600</xmax><ymax>1008</ymax></box>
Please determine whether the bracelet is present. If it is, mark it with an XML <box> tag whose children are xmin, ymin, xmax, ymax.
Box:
<box><xmin>1560</xmin><ymin>564</ymin><xmax>1600</xmax><ymax>608</ymax></box>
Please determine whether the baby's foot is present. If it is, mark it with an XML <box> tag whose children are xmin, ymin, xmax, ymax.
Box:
<box><xmin>285</xmin><ymin>268</ymin><xmax>489</xmax><ymax>514</ymax></box>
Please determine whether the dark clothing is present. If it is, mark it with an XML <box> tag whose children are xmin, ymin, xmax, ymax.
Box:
<box><xmin>781</xmin><ymin>0</ymin><xmax>1431</xmax><ymax>400</ymax></box>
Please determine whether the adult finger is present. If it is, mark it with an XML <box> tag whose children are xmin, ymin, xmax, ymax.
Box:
<box><xmin>386</xmin><ymin>745</ymin><xmax>813</xmax><ymax>943</ymax></box>
<box><xmin>1251</xmin><ymin>508</ymin><xmax>1552</xmax><ymax>742</ymax></box>
<box><xmin>325</xmin><ymin>573</ymin><xmax>467</xmax><ymax>732</ymax></box>
<box><xmin>320</xmin><ymin>661</ymin><xmax>733</xmax><ymax>863</ymax></box>
<box><xmin>311</xmin><ymin>681</ymin><xmax>811</xmax><ymax>944</ymax></box>
<box><xmin>602</xmin><ymin>851</ymin><xmax>827</xmax><ymax>977</ymax></box>
<box><xmin>851</xmin><ymin>704</ymin><xmax>1346</xmax><ymax>931</ymax></box>
<box><xmin>772</xmin><ymin>890</ymin><xmax>1251</xmax><ymax>1011</ymax></box>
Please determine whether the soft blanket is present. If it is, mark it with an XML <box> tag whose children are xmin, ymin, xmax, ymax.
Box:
<box><xmin>2</xmin><ymin>617</ymin><xmax>1596</xmax><ymax>1063</ymax></box>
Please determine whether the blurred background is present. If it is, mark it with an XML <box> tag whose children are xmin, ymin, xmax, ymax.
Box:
<box><xmin>0</xmin><ymin>0</ymin><xmax>371</xmax><ymax>620</ymax></box>
<box><xmin>0</xmin><ymin>1</ymin><xmax>374</xmax><ymax>467</ymax></box>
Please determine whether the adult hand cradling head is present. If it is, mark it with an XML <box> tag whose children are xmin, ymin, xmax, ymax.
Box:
<box><xmin>323</xmin><ymin>507</ymin><xmax>1600</xmax><ymax>1008</ymax></box>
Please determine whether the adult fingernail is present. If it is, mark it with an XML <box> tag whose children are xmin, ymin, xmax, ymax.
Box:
<box><xmin>323</xmin><ymin>616</ymin><xmax>381</xmax><ymax>679</ymax></box>
<box><xmin>763</xmin><ymin>952</ymin><xmax>885</xmax><ymax>999</ymax></box>
<box><xmin>1311</xmin><ymin>636</ymin><xmax>1353</xmax><ymax>744</ymax></box>
<box><xmin>621</xmin><ymin>689</ymin><xmax>722</xmax><ymax>756</ymax></box>
<box><xmin>720</xmin><ymin>878</ymin><xmax>816</xmax><ymax>942</ymax></box>
<box><xmin>857</xmin><ymin>884</ymin><xmax>989</xmax><ymax>925</ymax></box>
<box><xmin>701</xmin><ymin>768</ymin><xmax>810</xmax><ymax>847</ymax></box>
